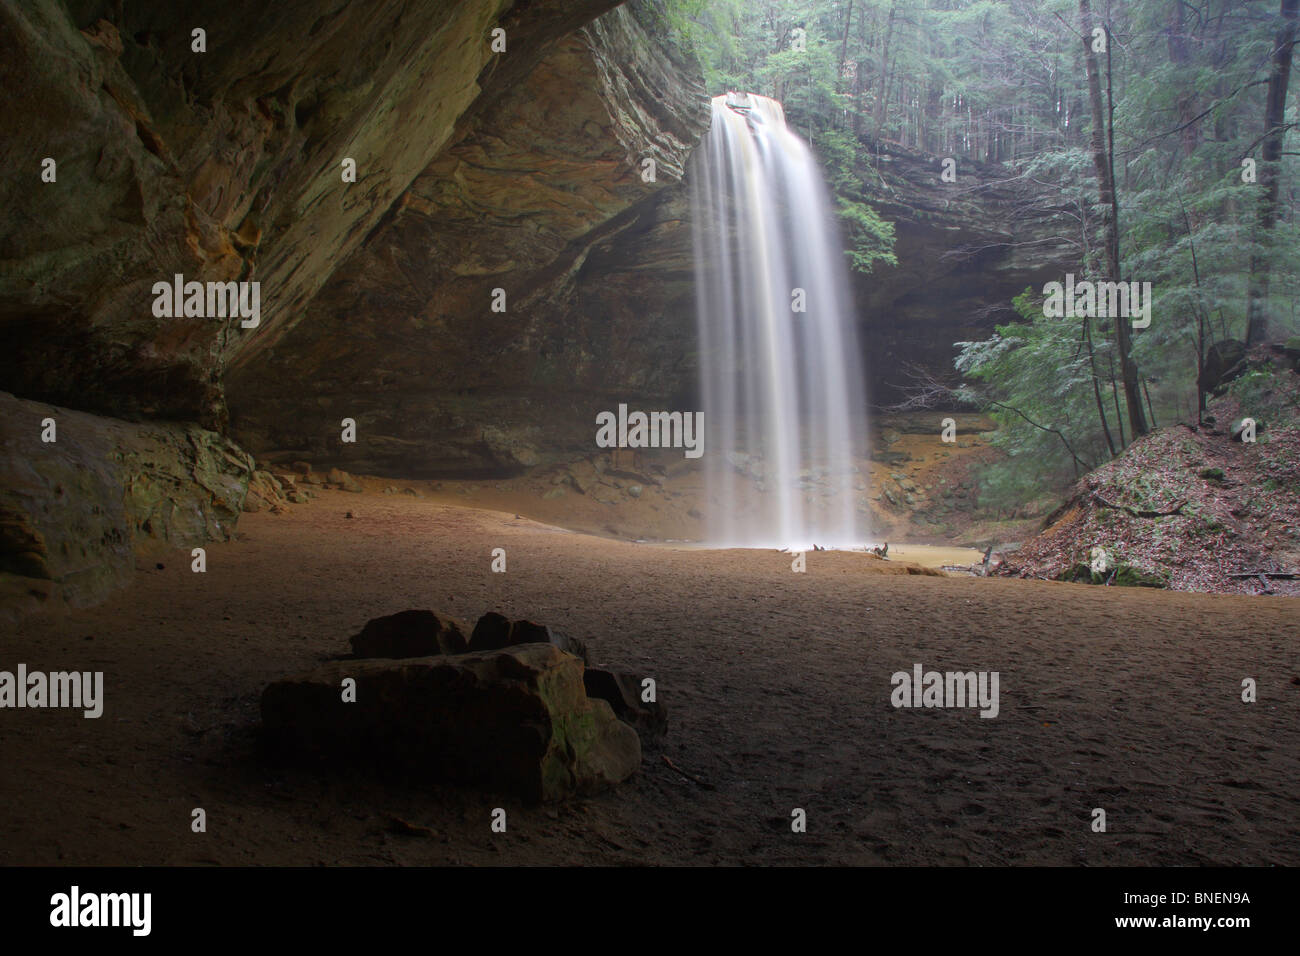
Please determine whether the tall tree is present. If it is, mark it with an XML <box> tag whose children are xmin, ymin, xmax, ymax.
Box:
<box><xmin>1245</xmin><ymin>0</ymin><xmax>1300</xmax><ymax>346</ymax></box>
<box><xmin>1078</xmin><ymin>0</ymin><xmax>1148</xmax><ymax>438</ymax></box>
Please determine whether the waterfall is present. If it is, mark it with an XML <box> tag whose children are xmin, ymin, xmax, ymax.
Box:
<box><xmin>690</xmin><ymin>92</ymin><xmax>869</xmax><ymax>549</ymax></box>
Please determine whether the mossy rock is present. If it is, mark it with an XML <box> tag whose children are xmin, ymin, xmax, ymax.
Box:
<box><xmin>1061</xmin><ymin>562</ymin><xmax>1168</xmax><ymax>588</ymax></box>
<box><xmin>1062</xmin><ymin>563</ymin><xmax>1101</xmax><ymax>584</ymax></box>
<box><xmin>1198</xmin><ymin>467</ymin><xmax>1226</xmax><ymax>482</ymax></box>
<box><xmin>1112</xmin><ymin>564</ymin><xmax>1170</xmax><ymax>588</ymax></box>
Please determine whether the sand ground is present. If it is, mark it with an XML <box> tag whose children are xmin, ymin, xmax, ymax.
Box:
<box><xmin>2</xmin><ymin>489</ymin><xmax>1297</xmax><ymax>866</ymax></box>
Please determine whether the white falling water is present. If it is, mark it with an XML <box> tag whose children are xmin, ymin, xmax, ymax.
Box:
<box><xmin>690</xmin><ymin>92</ymin><xmax>869</xmax><ymax>549</ymax></box>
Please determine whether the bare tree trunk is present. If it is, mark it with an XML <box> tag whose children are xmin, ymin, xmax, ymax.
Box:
<box><xmin>853</xmin><ymin>6</ymin><xmax>875</xmax><ymax>137</ymax></box>
<box><xmin>1246</xmin><ymin>0</ymin><xmax>1299</xmax><ymax>346</ymax></box>
<box><xmin>1079</xmin><ymin>0</ymin><xmax>1149</xmax><ymax>438</ymax></box>
<box><xmin>1142</xmin><ymin>377</ymin><xmax>1159</xmax><ymax>429</ymax></box>
<box><xmin>852</xmin><ymin>63</ymin><xmax>865</xmax><ymax>135</ymax></box>
<box><xmin>1178</xmin><ymin>196</ymin><xmax>1208</xmax><ymax>423</ymax></box>
<box><xmin>1107</xmin><ymin>347</ymin><xmax>1127</xmax><ymax>449</ymax></box>
<box><xmin>1167</xmin><ymin>1</ymin><xmax>1200</xmax><ymax>154</ymax></box>
<box><xmin>1084</xmin><ymin>318</ymin><xmax>1118</xmax><ymax>457</ymax></box>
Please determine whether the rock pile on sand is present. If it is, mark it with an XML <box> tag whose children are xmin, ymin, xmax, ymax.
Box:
<box><xmin>261</xmin><ymin>609</ymin><xmax>664</xmax><ymax>801</ymax></box>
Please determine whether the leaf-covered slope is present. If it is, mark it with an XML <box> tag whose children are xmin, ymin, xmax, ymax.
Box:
<box><xmin>1000</xmin><ymin>347</ymin><xmax>1300</xmax><ymax>594</ymax></box>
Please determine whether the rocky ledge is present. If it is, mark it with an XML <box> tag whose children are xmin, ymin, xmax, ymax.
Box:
<box><xmin>0</xmin><ymin>390</ymin><xmax>261</xmax><ymax>617</ymax></box>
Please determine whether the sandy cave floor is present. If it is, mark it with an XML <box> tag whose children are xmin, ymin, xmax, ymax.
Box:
<box><xmin>2</xmin><ymin>488</ymin><xmax>1298</xmax><ymax>866</ymax></box>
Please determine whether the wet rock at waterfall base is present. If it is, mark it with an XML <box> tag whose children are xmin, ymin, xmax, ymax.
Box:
<box><xmin>261</xmin><ymin>644</ymin><xmax>641</xmax><ymax>802</ymax></box>
<box><xmin>349</xmin><ymin>610</ymin><xmax>469</xmax><ymax>659</ymax></box>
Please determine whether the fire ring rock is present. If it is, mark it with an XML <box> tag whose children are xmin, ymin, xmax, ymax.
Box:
<box><xmin>261</xmin><ymin>643</ymin><xmax>640</xmax><ymax>802</ymax></box>
<box><xmin>468</xmin><ymin>612</ymin><xmax>588</xmax><ymax>663</ymax></box>
<box><xmin>348</xmin><ymin>609</ymin><xmax>468</xmax><ymax>659</ymax></box>
<box><xmin>583</xmin><ymin>668</ymin><xmax>667</xmax><ymax>741</ymax></box>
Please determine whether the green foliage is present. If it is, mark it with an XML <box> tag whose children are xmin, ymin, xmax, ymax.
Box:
<box><xmin>808</xmin><ymin>123</ymin><xmax>898</xmax><ymax>273</ymax></box>
<box><xmin>954</xmin><ymin>287</ymin><xmax>1121</xmax><ymax>506</ymax></box>
<box><xmin>837</xmin><ymin>197</ymin><xmax>897</xmax><ymax>273</ymax></box>
<box><xmin>657</xmin><ymin>0</ymin><xmax>743</xmax><ymax>83</ymax></box>
<box><xmin>1226</xmin><ymin>366</ymin><xmax>1298</xmax><ymax>431</ymax></box>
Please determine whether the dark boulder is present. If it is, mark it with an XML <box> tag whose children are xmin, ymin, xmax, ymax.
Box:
<box><xmin>326</xmin><ymin>468</ymin><xmax>363</xmax><ymax>493</ymax></box>
<box><xmin>467</xmin><ymin>611</ymin><xmax>513</xmax><ymax>653</ymax></box>
<box><xmin>348</xmin><ymin>610</ymin><xmax>468</xmax><ymax>659</ymax></box>
<box><xmin>261</xmin><ymin>644</ymin><xmax>640</xmax><ymax>801</ymax></box>
<box><xmin>509</xmin><ymin>619</ymin><xmax>589</xmax><ymax>663</ymax></box>
<box><xmin>1273</xmin><ymin>338</ymin><xmax>1300</xmax><ymax>372</ymax></box>
<box><xmin>469</xmin><ymin>613</ymin><xmax>589</xmax><ymax>663</ymax></box>
<box><xmin>583</xmin><ymin>668</ymin><xmax>667</xmax><ymax>740</ymax></box>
